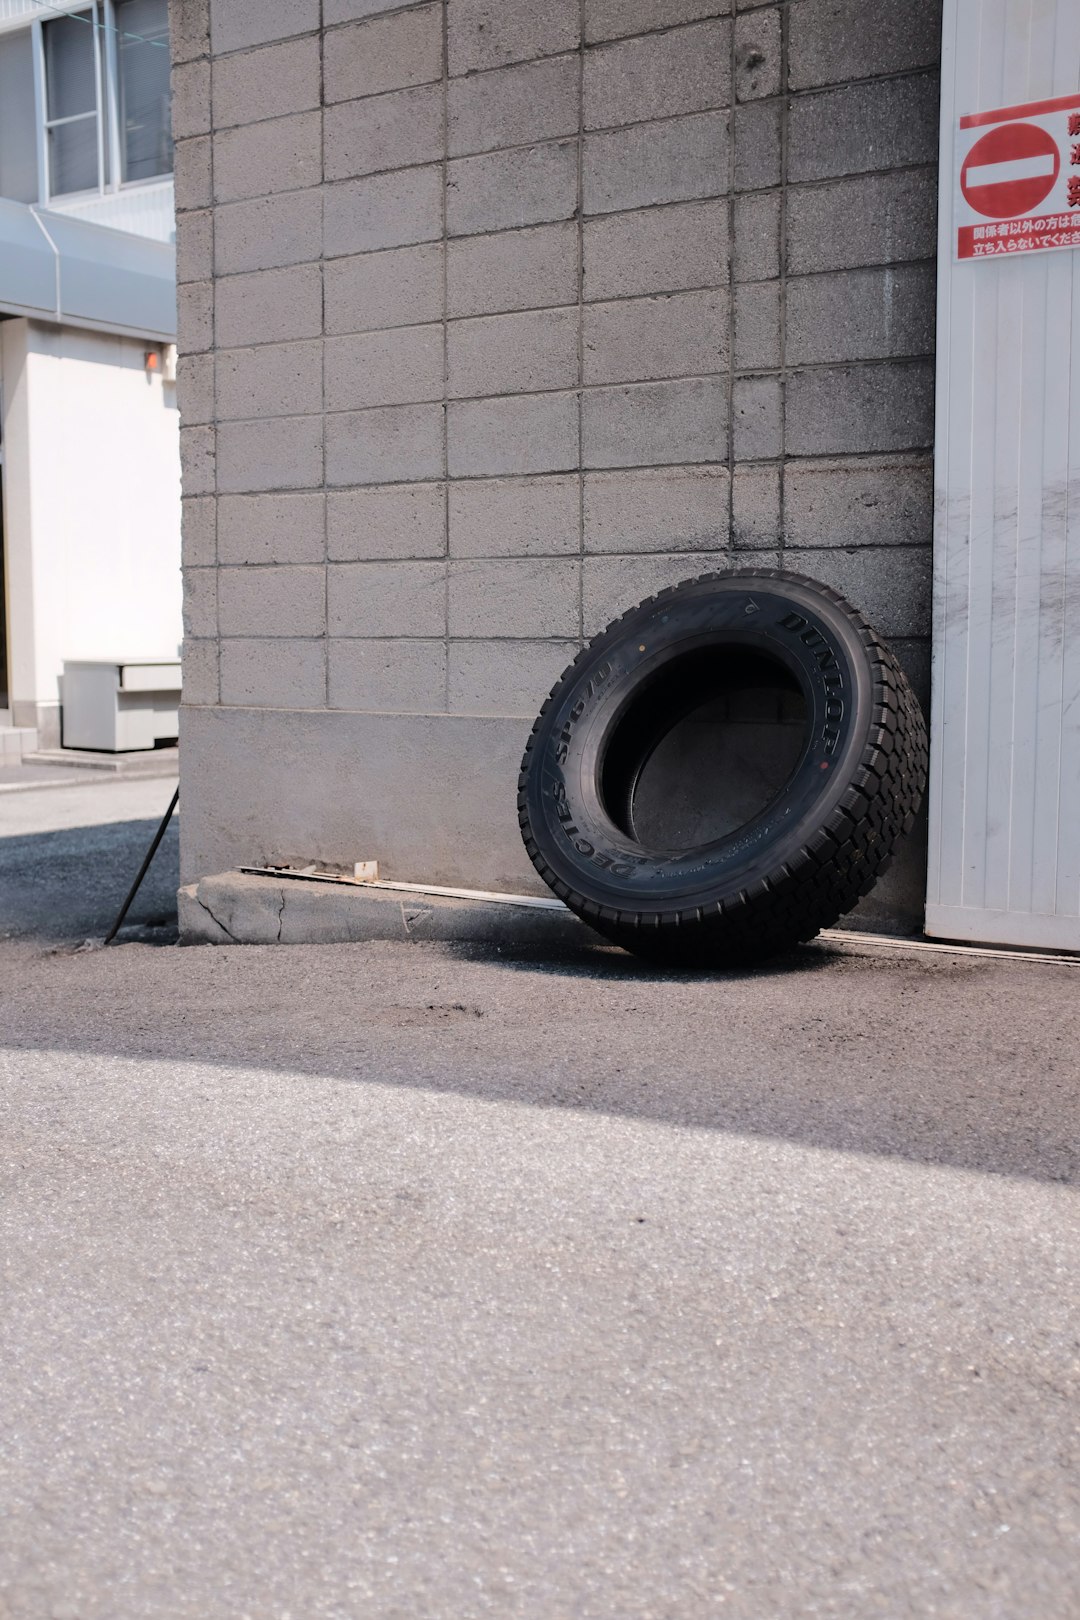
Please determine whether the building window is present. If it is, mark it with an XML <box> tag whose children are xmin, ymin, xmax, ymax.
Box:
<box><xmin>0</xmin><ymin>0</ymin><xmax>173</xmax><ymax>204</ymax></box>
<box><xmin>0</xmin><ymin>30</ymin><xmax>39</xmax><ymax>204</ymax></box>
<box><xmin>43</xmin><ymin>9</ymin><xmax>105</xmax><ymax>196</ymax></box>
<box><xmin>115</xmin><ymin>0</ymin><xmax>172</xmax><ymax>184</ymax></box>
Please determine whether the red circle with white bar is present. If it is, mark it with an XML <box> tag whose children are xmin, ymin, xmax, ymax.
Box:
<box><xmin>961</xmin><ymin>122</ymin><xmax>1060</xmax><ymax>218</ymax></box>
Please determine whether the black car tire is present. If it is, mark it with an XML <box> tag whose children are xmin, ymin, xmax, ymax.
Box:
<box><xmin>517</xmin><ymin>568</ymin><xmax>928</xmax><ymax>967</ymax></box>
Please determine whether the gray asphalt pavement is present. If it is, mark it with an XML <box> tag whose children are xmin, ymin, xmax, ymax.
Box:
<box><xmin>1</xmin><ymin>779</ymin><xmax>1078</xmax><ymax>1619</ymax></box>
<box><xmin>0</xmin><ymin>776</ymin><xmax>180</xmax><ymax>947</ymax></box>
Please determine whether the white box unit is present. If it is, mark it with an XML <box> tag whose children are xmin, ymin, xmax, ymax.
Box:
<box><xmin>62</xmin><ymin>659</ymin><xmax>181</xmax><ymax>752</ymax></box>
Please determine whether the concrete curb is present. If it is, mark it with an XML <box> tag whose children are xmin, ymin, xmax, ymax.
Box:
<box><xmin>178</xmin><ymin>870</ymin><xmax>596</xmax><ymax>949</ymax></box>
<box><xmin>24</xmin><ymin>747</ymin><xmax>180</xmax><ymax>778</ymax></box>
<box><xmin>176</xmin><ymin>871</ymin><xmax>1080</xmax><ymax>966</ymax></box>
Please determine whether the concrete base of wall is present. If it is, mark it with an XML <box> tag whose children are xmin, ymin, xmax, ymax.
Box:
<box><xmin>179</xmin><ymin>870</ymin><xmax>593</xmax><ymax>950</ymax></box>
<box><xmin>180</xmin><ymin>703</ymin><xmax>928</xmax><ymax>937</ymax></box>
<box><xmin>12</xmin><ymin>699</ymin><xmax>60</xmax><ymax>751</ymax></box>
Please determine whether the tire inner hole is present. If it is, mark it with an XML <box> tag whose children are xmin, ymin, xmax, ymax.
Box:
<box><xmin>600</xmin><ymin>647</ymin><xmax>809</xmax><ymax>852</ymax></box>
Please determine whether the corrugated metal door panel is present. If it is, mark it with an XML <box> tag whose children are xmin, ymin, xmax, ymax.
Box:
<box><xmin>927</xmin><ymin>0</ymin><xmax>1080</xmax><ymax>949</ymax></box>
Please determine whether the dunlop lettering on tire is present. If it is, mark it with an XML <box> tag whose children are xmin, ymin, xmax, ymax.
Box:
<box><xmin>517</xmin><ymin>569</ymin><xmax>928</xmax><ymax>967</ymax></box>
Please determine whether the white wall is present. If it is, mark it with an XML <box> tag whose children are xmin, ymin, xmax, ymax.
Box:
<box><xmin>2</xmin><ymin>317</ymin><xmax>181</xmax><ymax>724</ymax></box>
<box><xmin>49</xmin><ymin>180</ymin><xmax>176</xmax><ymax>246</ymax></box>
<box><xmin>927</xmin><ymin>0</ymin><xmax>1080</xmax><ymax>951</ymax></box>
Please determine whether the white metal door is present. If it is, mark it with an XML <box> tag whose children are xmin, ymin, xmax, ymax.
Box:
<box><xmin>927</xmin><ymin>0</ymin><xmax>1080</xmax><ymax>949</ymax></box>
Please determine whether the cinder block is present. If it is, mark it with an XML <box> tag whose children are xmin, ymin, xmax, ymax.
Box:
<box><xmin>214</xmin><ymin>190</ymin><xmax>323</xmax><ymax>276</ymax></box>
<box><xmin>733</xmin><ymin>191</ymin><xmax>780</xmax><ymax>282</ymax></box>
<box><xmin>584</xmin><ymin>465</ymin><xmax>730</xmax><ymax>553</ymax></box>
<box><xmin>218</xmin><ymin>565</ymin><xmax>326</xmax><ymax>637</ymax></box>
<box><xmin>732</xmin><ymin>463</ymin><xmax>780</xmax><ymax>548</ymax></box>
<box><xmin>183</xmin><ymin>567</ymin><xmax>217</xmax><ymax>638</ymax></box>
<box><xmin>448</xmin><ymin>307</ymin><xmax>578</xmax><ymax>398</ymax></box>
<box><xmin>174</xmin><ymin>135</ymin><xmax>212</xmax><ymax>211</ymax></box>
<box><xmin>447</xmin><ymin>393</ymin><xmax>578</xmax><ymax>477</ymax></box>
<box><xmin>449</xmin><ymin>0</ymin><xmax>579</xmax><ymax>74</ymax></box>
<box><xmin>584</xmin><ymin>19</ymin><xmax>730</xmax><ymax>130</ymax></box>
<box><xmin>447</xmin><ymin>222</ymin><xmax>578</xmax><ymax>317</ymax></box>
<box><xmin>584</xmin><ymin>199</ymin><xmax>729</xmax><ymax>301</ymax></box>
<box><xmin>583</xmin><ymin>551</ymin><xmax>781</xmax><ymax>636</ymax></box>
<box><xmin>324</xmin><ymin>5</ymin><xmax>443</xmax><ymax>102</ymax></box>
<box><xmin>734</xmin><ymin>7</ymin><xmax>781</xmax><ymax>101</ymax></box>
<box><xmin>219</xmin><ymin>638</ymin><xmax>325</xmax><ymax>709</ymax></box>
<box><xmin>448</xmin><ymin>475</ymin><xmax>580</xmax><ymax>557</ymax></box>
<box><xmin>171</xmin><ymin>0</ymin><xmax>209</xmax><ymax>64</ymax></box>
<box><xmin>783</xmin><ymin>455</ymin><xmax>933</xmax><ymax>548</ymax></box>
<box><xmin>177</xmin><ymin>280</ymin><xmax>213</xmax><ymax>354</ymax></box>
<box><xmin>180</xmin><ymin>424</ymin><xmax>215</xmax><ymax>496</ymax></box>
<box><xmin>583</xmin><ymin>289</ymin><xmax>728</xmax><ymax>385</ymax></box>
<box><xmin>448</xmin><ymin>557</ymin><xmax>580</xmax><ymax>637</ymax></box>
<box><xmin>788</xmin><ymin>75</ymin><xmax>940</xmax><ymax>183</ymax></box>
<box><xmin>447</xmin><ymin>142</ymin><xmax>578</xmax><ymax>237</ymax></box>
<box><xmin>584</xmin><ymin>0</ymin><xmax>727</xmax><ymax>44</ymax></box>
<box><xmin>328</xmin><ymin>560</ymin><xmax>447</xmax><ymax>636</ymax></box>
<box><xmin>324</xmin><ymin>85</ymin><xmax>443</xmax><ymax>182</ymax></box>
<box><xmin>219</xmin><ymin>492</ymin><xmax>327</xmax><ymax>564</ymax></box>
<box><xmin>329</xmin><ymin>639</ymin><xmax>447</xmax><ymax>712</ymax></box>
<box><xmin>733</xmin><ymin>98</ymin><xmax>781</xmax><ymax>191</ymax></box>
<box><xmin>326</xmin><ymin>0</ymin><xmax>418</xmax><ymax>19</ymax></box>
<box><xmin>328</xmin><ymin>482</ymin><xmax>446</xmax><ymax>561</ymax></box>
<box><xmin>325</xmin><ymin>403</ymin><xmax>445</xmax><ymax>486</ymax></box>
<box><xmin>786</xmin><ymin>168</ymin><xmax>937</xmax><ymax>275</ymax></box>
<box><xmin>214</xmin><ymin>264</ymin><xmax>322</xmax><ymax>349</ymax></box>
<box><xmin>783</xmin><ymin>545</ymin><xmax>932</xmax><ymax>638</ymax></box>
<box><xmin>583</xmin><ymin>111</ymin><xmax>729</xmax><ymax>215</ymax></box>
<box><xmin>325</xmin><ymin>324</ymin><xmax>444</xmax><ymax>411</ymax></box>
<box><xmin>182</xmin><ymin>495</ymin><xmax>217</xmax><ymax>567</ymax></box>
<box><xmin>213</xmin><ymin>111</ymin><xmax>321</xmax><ymax>204</ymax></box>
<box><xmin>177</xmin><ymin>350</ymin><xmax>214</xmax><ymax>424</ymax></box>
<box><xmin>216</xmin><ymin>415</ymin><xmax>325</xmax><ymax>493</ymax></box>
<box><xmin>734</xmin><ymin>281</ymin><xmax>780</xmax><ymax>370</ymax></box>
<box><xmin>785</xmin><ymin>361</ymin><xmax>935</xmax><ymax>456</ymax></box>
<box><xmin>449</xmin><ymin>640</ymin><xmax>579</xmax><ymax>716</ymax></box>
<box><xmin>216</xmin><ymin>339</ymin><xmax>324</xmax><ymax>421</ymax></box>
<box><xmin>211</xmin><ymin>0</ymin><xmax>320</xmax><ymax>55</ymax></box>
<box><xmin>177</xmin><ymin>209</ymin><xmax>213</xmax><ymax>283</ymax></box>
<box><xmin>216</xmin><ymin>564</ymin><xmax>324</xmax><ymax>639</ymax></box>
<box><xmin>582</xmin><ymin>378</ymin><xmax>726</xmax><ymax>468</ymax></box>
<box><xmin>181</xmin><ymin>640</ymin><xmax>219</xmax><ymax>706</ymax></box>
<box><xmin>326</xmin><ymin>242</ymin><xmax>444</xmax><ymax>335</ymax></box>
<box><xmin>789</xmin><ymin>0</ymin><xmax>941</xmax><ymax>90</ymax></box>
<box><xmin>449</xmin><ymin>54</ymin><xmax>579</xmax><ymax>157</ymax></box>
<box><xmin>732</xmin><ymin>374</ymin><xmax>782</xmax><ymax>460</ymax></box>
<box><xmin>786</xmin><ymin>266</ymin><xmax>935</xmax><ymax>366</ymax></box>
<box><xmin>171</xmin><ymin>59</ymin><xmax>210</xmax><ymax>139</ymax></box>
<box><xmin>212</xmin><ymin>36</ymin><xmax>321</xmax><ymax>130</ymax></box>
<box><xmin>324</xmin><ymin>165</ymin><xmax>443</xmax><ymax>256</ymax></box>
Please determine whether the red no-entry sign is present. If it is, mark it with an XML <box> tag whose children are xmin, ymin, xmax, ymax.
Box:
<box><xmin>955</xmin><ymin>92</ymin><xmax>1080</xmax><ymax>260</ymax></box>
<box><xmin>960</xmin><ymin>122</ymin><xmax>1059</xmax><ymax>218</ymax></box>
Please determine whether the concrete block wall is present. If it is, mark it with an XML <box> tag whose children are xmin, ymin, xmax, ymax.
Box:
<box><xmin>174</xmin><ymin>0</ymin><xmax>941</xmax><ymax>925</ymax></box>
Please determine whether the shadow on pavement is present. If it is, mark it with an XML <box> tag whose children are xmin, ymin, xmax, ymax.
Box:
<box><xmin>0</xmin><ymin>815</ymin><xmax>180</xmax><ymax>947</ymax></box>
<box><xmin>2</xmin><ymin>811</ymin><xmax>1078</xmax><ymax>1189</ymax></box>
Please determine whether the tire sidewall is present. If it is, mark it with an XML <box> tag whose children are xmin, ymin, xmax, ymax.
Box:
<box><xmin>523</xmin><ymin>574</ymin><xmax>877</xmax><ymax>917</ymax></box>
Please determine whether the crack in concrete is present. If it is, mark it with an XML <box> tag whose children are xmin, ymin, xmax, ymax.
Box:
<box><xmin>277</xmin><ymin>888</ymin><xmax>286</xmax><ymax>945</ymax></box>
<box><xmin>194</xmin><ymin>891</ymin><xmax>240</xmax><ymax>944</ymax></box>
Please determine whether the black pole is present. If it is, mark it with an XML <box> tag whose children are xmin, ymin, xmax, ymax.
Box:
<box><xmin>103</xmin><ymin>785</ymin><xmax>179</xmax><ymax>945</ymax></box>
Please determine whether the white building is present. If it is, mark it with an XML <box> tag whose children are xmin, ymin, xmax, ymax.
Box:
<box><xmin>0</xmin><ymin>0</ymin><xmax>178</xmax><ymax>755</ymax></box>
